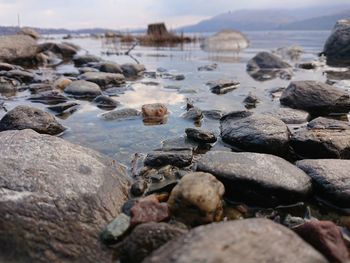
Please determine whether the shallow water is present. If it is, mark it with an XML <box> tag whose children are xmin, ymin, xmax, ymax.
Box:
<box><xmin>0</xmin><ymin>31</ymin><xmax>337</xmax><ymax>166</ymax></box>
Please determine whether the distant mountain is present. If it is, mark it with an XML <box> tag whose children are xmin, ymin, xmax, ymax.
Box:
<box><xmin>179</xmin><ymin>5</ymin><xmax>350</xmax><ymax>32</ymax></box>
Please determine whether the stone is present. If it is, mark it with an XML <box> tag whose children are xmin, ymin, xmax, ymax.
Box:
<box><xmin>131</xmin><ymin>179</ymin><xmax>148</xmax><ymax>197</ymax></box>
<box><xmin>206</xmin><ymin>80</ymin><xmax>239</xmax><ymax>94</ymax></box>
<box><xmin>64</xmin><ymin>80</ymin><xmax>102</xmax><ymax>98</ymax></box>
<box><xmin>53</xmin><ymin>77</ymin><xmax>72</xmax><ymax>90</ymax></box>
<box><xmin>0</xmin><ymin>62</ymin><xmax>16</xmax><ymax>71</ymax></box>
<box><xmin>79</xmin><ymin>72</ymin><xmax>125</xmax><ymax>87</ymax></box>
<box><xmin>47</xmin><ymin>101</ymin><xmax>79</xmax><ymax>113</ymax></box>
<box><xmin>294</xmin><ymin>221</ymin><xmax>349</xmax><ymax>263</ymax></box>
<box><xmin>38</xmin><ymin>42</ymin><xmax>78</xmax><ymax>59</ymax></box>
<box><xmin>130</xmin><ymin>195</ymin><xmax>171</xmax><ymax>226</ymax></box>
<box><xmin>143</xmin><ymin>219</ymin><xmax>327</xmax><ymax>263</ymax></box>
<box><xmin>100</xmin><ymin>213</ymin><xmax>131</xmax><ymax>245</ymax></box>
<box><xmin>99</xmin><ymin>62</ymin><xmax>123</xmax><ymax>74</ymax></box>
<box><xmin>280</xmin><ymin>81</ymin><xmax>350</xmax><ymax>115</ymax></box>
<box><xmin>0</xmin><ymin>77</ymin><xmax>18</xmax><ymax>93</ymax></box>
<box><xmin>168</xmin><ymin>172</ymin><xmax>225</xmax><ymax>226</ymax></box>
<box><xmin>298</xmin><ymin>62</ymin><xmax>318</xmax><ymax>70</ymax></box>
<box><xmin>28</xmin><ymin>83</ymin><xmax>52</xmax><ymax>94</ymax></box>
<box><xmin>291</xmin><ymin>117</ymin><xmax>350</xmax><ymax>159</ymax></box>
<box><xmin>29</xmin><ymin>91</ymin><xmax>69</xmax><ymax>105</ymax></box>
<box><xmin>93</xmin><ymin>95</ymin><xmax>119</xmax><ymax>109</ymax></box>
<box><xmin>198</xmin><ymin>63</ymin><xmax>218</xmax><ymax>71</ymax></box>
<box><xmin>18</xmin><ymin>27</ymin><xmax>41</xmax><ymax>40</ymax></box>
<box><xmin>323</xmin><ymin>20</ymin><xmax>350</xmax><ymax>65</ymax></box>
<box><xmin>243</xmin><ymin>92</ymin><xmax>259</xmax><ymax>109</ymax></box>
<box><xmin>263</xmin><ymin>107</ymin><xmax>310</xmax><ymax>124</ymax></box>
<box><xmin>0</xmin><ymin>129</ymin><xmax>130</xmax><ymax>263</ymax></box>
<box><xmin>6</xmin><ymin>69</ymin><xmax>35</xmax><ymax>83</ymax></box>
<box><xmin>73</xmin><ymin>54</ymin><xmax>101</xmax><ymax>67</ymax></box>
<box><xmin>201</xmin><ymin>30</ymin><xmax>249</xmax><ymax>52</ymax></box>
<box><xmin>220</xmin><ymin>111</ymin><xmax>290</xmax><ymax>157</ymax></box>
<box><xmin>0</xmin><ymin>105</ymin><xmax>65</xmax><ymax>135</ymax></box>
<box><xmin>121</xmin><ymin>63</ymin><xmax>146</xmax><ymax>78</ymax></box>
<box><xmin>182</xmin><ymin>107</ymin><xmax>203</xmax><ymax>120</ymax></box>
<box><xmin>197</xmin><ymin>151</ymin><xmax>312</xmax><ymax>206</ymax></box>
<box><xmin>202</xmin><ymin>109</ymin><xmax>224</xmax><ymax>120</ymax></box>
<box><xmin>185</xmin><ymin>128</ymin><xmax>217</xmax><ymax>143</ymax></box>
<box><xmin>101</xmin><ymin>108</ymin><xmax>141</xmax><ymax>121</ymax></box>
<box><xmin>142</xmin><ymin>103</ymin><xmax>168</xmax><ymax>121</ymax></box>
<box><xmin>247</xmin><ymin>51</ymin><xmax>291</xmax><ymax>70</ymax></box>
<box><xmin>144</xmin><ymin>149</ymin><xmax>193</xmax><ymax>168</ymax></box>
<box><xmin>297</xmin><ymin>159</ymin><xmax>350</xmax><ymax>207</ymax></box>
<box><xmin>161</xmin><ymin>137</ymin><xmax>199</xmax><ymax>151</ymax></box>
<box><xmin>119</xmin><ymin>222</ymin><xmax>187</xmax><ymax>263</ymax></box>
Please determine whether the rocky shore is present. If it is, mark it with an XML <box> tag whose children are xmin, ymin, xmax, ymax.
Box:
<box><xmin>1</xmin><ymin>21</ymin><xmax>350</xmax><ymax>263</ymax></box>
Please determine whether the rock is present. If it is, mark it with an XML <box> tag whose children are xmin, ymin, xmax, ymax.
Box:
<box><xmin>247</xmin><ymin>51</ymin><xmax>292</xmax><ymax>70</ymax></box>
<box><xmin>47</xmin><ymin>101</ymin><xmax>79</xmax><ymax>113</ymax></box>
<box><xmin>28</xmin><ymin>90</ymin><xmax>69</xmax><ymax>105</ymax></box>
<box><xmin>0</xmin><ymin>129</ymin><xmax>130</xmax><ymax>263</ymax></box>
<box><xmin>144</xmin><ymin>149</ymin><xmax>193</xmax><ymax>168</ymax></box>
<box><xmin>185</xmin><ymin>128</ymin><xmax>217</xmax><ymax>144</ymax></box>
<box><xmin>131</xmin><ymin>179</ymin><xmax>148</xmax><ymax>197</ymax></box>
<box><xmin>99</xmin><ymin>62</ymin><xmax>123</xmax><ymax>74</ymax></box>
<box><xmin>130</xmin><ymin>195</ymin><xmax>171</xmax><ymax>226</ymax></box>
<box><xmin>206</xmin><ymin>80</ymin><xmax>239</xmax><ymax>94</ymax></box>
<box><xmin>291</xmin><ymin>117</ymin><xmax>350</xmax><ymax>159</ymax></box>
<box><xmin>100</xmin><ymin>213</ymin><xmax>131</xmax><ymax>245</ymax></box>
<box><xmin>143</xmin><ymin>218</ymin><xmax>327</xmax><ymax>263</ymax></box>
<box><xmin>160</xmin><ymin>72</ymin><xmax>185</xmax><ymax>81</ymax></box>
<box><xmin>0</xmin><ymin>77</ymin><xmax>18</xmax><ymax>93</ymax></box>
<box><xmin>161</xmin><ymin>137</ymin><xmax>199</xmax><ymax>151</ymax></box>
<box><xmin>294</xmin><ymin>221</ymin><xmax>349</xmax><ymax>263</ymax></box>
<box><xmin>18</xmin><ymin>27</ymin><xmax>41</xmax><ymax>39</ymax></box>
<box><xmin>298</xmin><ymin>62</ymin><xmax>318</xmax><ymax>70</ymax></box>
<box><xmin>142</xmin><ymin>103</ymin><xmax>168</xmax><ymax>121</ymax></box>
<box><xmin>101</xmin><ymin>108</ymin><xmax>141</xmax><ymax>121</ymax></box>
<box><xmin>121</xmin><ymin>63</ymin><xmax>146</xmax><ymax>78</ymax></box>
<box><xmin>38</xmin><ymin>42</ymin><xmax>78</xmax><ymax>59</ymax></box>
<box><xmin>64</xmin><ymin>80</ymin><xmax>102</xmax><ymax>98</ymax></box>
<box><xmin>119</xmin><ymin>222</ymin><xmax>187</xmax><ymax>263</ymax></box>
<box><xmin>0</xmin><ymin>62</ymin><xmax>16</xmax><ymax>71</ymax></box>
<box><xmin>28</xmin><ymin>83</ymin><xmax>52</xmax><ymax>94</ymax></box>
<box><xmin>202</xmin><ymin>109</ymin><xmax>224</xmax><ymax>120</ymax></box>
<box><xmin>274</xmin><ymin>45</ymin><xmax>303</xmax><ymax>60</ymax></box>
<box><xmin>201</xmin><ymin>30</ymin><xmax>249</xmax><ymax>52</ymax></box>
<box><xmin>182</xmin><ymin>107</ymin><xmax>203</xmax><ymax>120</ymax></box>
<box><xmin>6</xmin><ymin>69</ymin><xmax>35</xmax><ymax>83</ymax></box>
<box><xmin>0</xmin><ymin>35</ymin><xmax>39</xmax><ymax>66</ymax></box>
<box><xmin>168</xmin><ymin>172</ymin><xmax>225</xmax><ymax>225</ymax></box>
<box><xmin>263</xmin><ymin>107</ymin><xmax>310</xmax><ymax>124</ymax></box>
<box><xmin>198</xmin><ymin>63</ymin><xmax>218</xmax><ymax>71</ymax></box>
<box><xmin>73</xmin><ymin>54</ymin><xmax>101</xmax><ymax>67</ymax></box>
<box><xmin>280</xmin><ymin>81</ymin><xmax>350</xmax><ymax>115</ymax></box>
<box><xmin>53</xmin><ymin>77</ymin><xmax>72</xmax><ymax>90</ymax></box>
<box><xmin>323</xmin><ymin>20</ymin><xmax>350</xmax><ymax>65</ymax></box>
<box><xmin>243</xmin><ymin>92</ymin><xmax>259</xmax><ymax>109</ymax></box>
<box><xmin>0</xmin><ymin>105</ymin><xmax>65</xmax><ymax>135</ymax></box>
<box><xmin>220</xmin><ymin>111</ymin><xmax>290</xmax><ymax>156</ymax></box>
<box><xmin>93</xmin><ymin>95</ymin><xmax>119</xmax><ymax>109</ymax></box>
<box><xmin>79</xmin><ymin>66</ymin><xmax>99</xmax><ymax>74</ymax></box>
<box><xmin>79</xmin><ymin>72</ymin><xmax>125</xmax><ymax>87</ymax></box>
<box><xmin>297</xmin><ymin>159</ymin><xmax>350</xmax><ymax>207</ymax></box>
<box><xmin>197</xmin><ymin>151</ymin><xmax>312</xmax><ymax>206</ymax></box>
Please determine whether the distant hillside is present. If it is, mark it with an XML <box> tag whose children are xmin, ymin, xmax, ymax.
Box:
<box><xmin>179</xmin><ymin>5</ymin><xmax>350</xmax><ymax>32</ymax></box>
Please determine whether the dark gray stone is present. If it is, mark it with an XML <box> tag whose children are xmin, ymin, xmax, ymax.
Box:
<box><xmin>197</xmin><ymin>151</ymin><xmax>312</xmax><ymax>206</ymax></box>
<box><xmin>144</xmin><ymin>219</ymin><xmax>327</xmax><ymax>263</ymax></box>
<box><xmin>100</xmin><ymin>213</ymin><xmax>131</xmax><ymax>245</ymax></box>
<box><xmin>247</xmin><ymin>51</ymin><xmax>291</xmax><ymax>70</ymax></box>
<box><xmin>99</xmin><ymin>62</ymin><xmax>123</xmax><ymax>74</ymax></box>
<box><xmin>47</xmin><ymin>101</ymin><xmax>79</xmax><ymax>113</ymax></box>
<box><xmin>263</xmin><ymin>107</ymin><xmax>310</xmax><ymax>124</ymax></box>
<box><xmin>79</xmin><ymin>72</ymin><xmax>125</xmax><ymax>87</ymax></box>
<box><xmin>28</xmin><ymin>83</ymin><xmax>52</xmax><ymax>94</ymax></box>
<box><xmin>6</xmin><ymin>69</ymin><xmax>35</xmax><ymax>83</ymax></box>
<box><xmin>92</xmin><ymin>95</ymin><xmax>119</xmax><ymax>109</ymax></box>
<box><xmin>73</xmin><ymin>54</ymin><xmax>101</xmax><ymax>67</ymax></box>
<box><xmin>121</xmin><ymin>63</ymin><xmax>145</xmax><ymax>78</ymax></box>
<box><xmin>185</xmin><ymin>128</ymin><xmax>217</xmax><ymax>143</ymax></box>
<box><xmin>145</xmin><ymin>149</ymin><xmax>193</xmax><ymax>168</ymax></box>
<box><xmin>38</xmin><ymin>42</ymin><xmax>78</xmax><ymax>59</ymax></box>
<box><xmin>182</xmin><ymin>107</ymin><xmax>203</xmax><ymax>120</ymax></box>
<box><xmin>64</xmin><ymin>80</ymin><xmax>102</xmax><ymax>98</ymax></box>
<box><xmin>206</xmin><ymin>80</ymin><xmax>239</xmax><ymax>94</ymax></box>
<box><xmin>29</xmin><ymin>91</ymin><xmax>69</xmax><ymax>105</ymax></box>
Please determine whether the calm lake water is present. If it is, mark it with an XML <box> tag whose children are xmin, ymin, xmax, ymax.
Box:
<box><xmin>1</xmin><ymin>31</ymin><xmax>335</xmax><ymax>166</ymax></box>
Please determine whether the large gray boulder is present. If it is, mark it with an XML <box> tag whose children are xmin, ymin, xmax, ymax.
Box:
<box><xmin>323</xmin><ymin>20</ymin><xmax>350</xmax><ymax>65</ymax></box>
<box><xmin>64</xmin><ymin>80</ymin><xmax>102</xmax><ymax>98</ymax></box>
<box><xmin>0</xmin><ymin>35</ymin><xmax>39</xmax><ymax>66</ymax></box>
<box><xmin>143</xmin><ymin>218</ymin><xmax>327</xmax><ymax>263</ymax></box>
<box><xmin>280</xmin><ymin>81</ymin><xmax>350</xmax><ymax>115</ymax></box>
<box><xmin>220</xmin><ymin>111</ymin><xmax>290</xmax><ymax>157</ymax></box>
<box><xmin>297</xmin><ymin>159</ymin><xmax>350</xmax><ymax>207</ymax></box>
<box><xmin>0</xmin><ymin>129</ymin><xmax>130</xmax><ymax>262</ymax></box>
<box><xmin>0</xmin><ymin>105</ymin><xmax>65</xmax><ymax>135</ymax></box>
<box><xmin>197</xmin><ymin>151</ymin><xmax>312</xmax><ymax>206</ymax></box>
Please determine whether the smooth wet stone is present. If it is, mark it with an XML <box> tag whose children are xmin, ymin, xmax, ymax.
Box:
<box><xmin>78</xmin><ymin>66</ymin><xmax>99</xmax><ymax>74</ymax></box>
<box><xmin>101</xmin><ymin>108</ymin><xmax>141</xmax><ymax>121</ymax></box>
<box><xmin>296</xmin><ymin>159</ymin><xmax>350</xmax><ymax>207</ymax></box>
<box><xmin>131</xmin><ymin>179</ymin><xmax>148</xmax><ymax>197</ymax></box>
<box><xmin>53</xmin><ymin>77</ymin><xmax>72</xmax><ymax>90</ymax></box>
<box><xmin>206</xmin><ymin>79</ymin><xmax>239</xmax><ymax>94</ymax></box>
<box><xmin>64</xmin><ymin>80</ymin><xmax>102</xmax><ymax>98</ymax></box>
<box><xmin>142</xmin><ymin>103</ymin><xmax>168</xmax><ymax>121</ymax></box>
<box><xmin>263</xmin><ymin>107</ymin><xmax>310</xmax><ymax>124</ymax></box>
<box><xmin>47</xmin><ymin>101</ymin><xmax>79</xmax><ymax>113</ymax></box>
<box><xmin>0</xmin><ymin>77</ymin><xmax>18</xmax><ymax>93</ymax></box>
<box><xmin>197</xmin><ymin>151</ymin><xmax>312</xmax><ymax>206</ymax></box>
<box><xmin>182</xmin><ymin>107</ymin><xmax>203</xmax><ymax>120</ymax></box>
<box><xmin>161</xmin><ymin>137</ymin><xmax>199</xmax><ymax>151</ymax></box>
<box><xmin>291</xmin><ymin>117</ymin><xmax>350</xmax><ymax>159</ymax></box>
<box><xmin>100</xmin><ymin>213</ymin><xmax>131</xmax><ymax>245</ymax></box>
<box><xmin>93</xmin><ymin>95</ymin><xmax>119</xmax><ymax>109</ymax></box>
<box><xmin>294</xmin><ymin>221</ymin><xmax>349</xmax><ymax>263</ymax></box>
<box><xmin>6</xmin><ymin>69</ymin><xmax>35</xmax><ymax>83</ymax></box>
<box><xmin>220</xmin><ymin>111</ymin><xmax>290</xmax><ymax>157</ymax></box>
<box><xmin>28</xmin><ymin>83</ymin><xmax>52</xmax><ymax>93</ymax></box>
<box><xmin>98</xmin><ymin>61</ymin><xmax>123</xmax><ymax>74</ymax></box>
<box><xmin>121</xmin><ymin>63</ymin><xmax>145</xmax><ymax>78</ymax></box>
<box><xmin>0</xmin><ymin>129</ymin><xmax>130</xmax><ymax>263</ymax></box>
<box><xmin>247</xmin><ymin>51</ymin><xmax>292</xmax><ymax>70</ymax></box>
<box><xmin>0</xmin><ymin>105</ymin><xmax>65</xmax><ymax>135</ymax></box>
<box><xmin>73</xmin><ymin>54</ymin><xmax>101</xmax><ymax>67</ymax></box>
<box><xmin>38</xmin><ymin>42</ymin><xmax>78</xmax><ymax>59</ymax></box>
<box><xmin>79</xmin><ymin>72</ymin><xmax>125</xmax><ymax>87</ymax></box>
<box><xmin>29</xmin><ymin>90</ymin><xmax>69</xmax><ymax>105</ymax></box>
<box><xmin>185</xmin><ymin>128</ymin><xmax>217</xmax><ymax>144</ymax></box>
<box><xmin>119</xmin><ymin>222</ymin><xmax>187</xmax><ymax>263</ymax></box>
<box><xmin>130</xmin><ymin>195</ymin><xmax>171</xmax><ymax>226</ymax></box>
<box><xmin>168</xmin><ymin>172</ymin><xmax>225</xmax><ymax>226</ymax></box>
<box><xmin>202</xmin><ymin>109</ymin><xmax>224</xmax><ymax>120</ymax></box>
<box><xmin>280</xmin><ymin>81</ymin><xmax>350</xmax><ymax>115</ymax></box>
<box><xmin>143</xmin><ymin>218</ymin><xmax>327</xmax><ymax>263</ymax></box>
<box><xmin>243</xmin><ymin>92</ymin><xmax>259</xmax><ymax>109</ymax></box>
<box><xmin>0</xmin><ymin>62</ymin><xmax>16</xmax><ymax>71</ymax></box>
<box><xmin>144</xmin><ymin>149</ymin><xmax>193</xmax><ymax>168</ymax></box>
<box><xmin>198</xmin><ymin>63</ymin><xmax>218</xmax><ymax>71</ymax></box>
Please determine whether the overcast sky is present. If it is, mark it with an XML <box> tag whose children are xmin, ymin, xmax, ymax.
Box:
<box><xmin>0</xmin><ymin>0</ymin><xmax>348</xmax><ymax>29</ymax></box>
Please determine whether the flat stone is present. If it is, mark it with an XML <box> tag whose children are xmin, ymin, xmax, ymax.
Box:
<box><xmin>197</xmin><ymin>151</ymin><xmax>312</xmax><ymax>206</ymax></box>
<box><xmin>79</xmin><ymin>72</ymin><xmax>125</xmax><ymax>87</ymax></box>
<box><xmin>185</xmin><ymin>128</ymin><xmax>217</xmax><ymax>143</ymax></box>
<box><xmin>121</xmin><ymin>63</ymin><xmax>145</xmax><ymax>78</ymax></box>
<box><xmin>143</xmin><ymin>219</ymin><xmax>327</xmax><ymax>263</ymax></box>
<box><xmin>47</xmin><ymin>101</ymin><xmax>79</xmax><ymax>113</ymax></box>
<box><xmin>206</xmin><ymin>80</ymin><xmax>239</xmax><ymax>94</ymax></box>
<box><xmin>247</xmin><ymin>51</ymin><xmax>292</xmax><ymax>70</ymax></box>
<box><xmin>29</xmin><ymin>91</ymin><xmax>69</xmax><ymax>105</ymax></box>
<box><xmin>6</xmin><ymin>69</ymin><xmax>35</xmax><ymax>83</ymax></box>
<box><xmin>28</xmin><ymin>83</ymin><xmax>52</xmax><ymax>94</ymax></box>
<box><xmin>93</xmin><ymin>95</ymin><xmax>119</xmax><ymax>109</ymax></box>
<box><xmin>296</xmin><ymin>159</ymin><xmax>350</xmax><ymax>207</ymax></box>
<box><xmin>144</xmin><ymin>149</ymin><xmax>193</xmax><ymax>168</ymax></box>
<box><xmin>101</xmin><ymin>108</ymin><xmax>141</xmax><ymax>121</ymax></box>
<box><xmin>100</xmin><ymin>213</ymin><xmax>131</xmax><ymax>245</ymax></box>
<box><xmin>73</xmin><ymin>54</ymin><xmax>101</xmax><ymax>67</ymax></box>
<box><xmin>99</xmin><ymin>62</ymin><xmax>123</xmax><ymax>74</ymax></box>
<box><xmin>64</xmin><ymin>80</ymin><xmax>102</xmax><ymax>98</ymax></box>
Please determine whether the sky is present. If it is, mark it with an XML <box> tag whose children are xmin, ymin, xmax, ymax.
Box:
<box><xmin>0</xmin><ymin>0</ymin><xmax>348</xmax><ymax>29</ymax></box>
